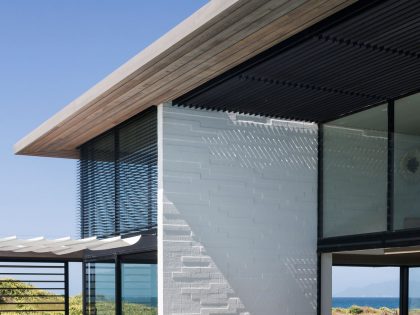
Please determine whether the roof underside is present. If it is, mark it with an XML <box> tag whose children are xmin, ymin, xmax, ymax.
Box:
<box><xmin>174</xmin><ymin>0</ymin><xmax>420</xmax><ymax>122</ymax></box>
<box><xmin>14</xmin><ymin>0</ymin><xmax>353</xmax><ymax>158</ymax></box>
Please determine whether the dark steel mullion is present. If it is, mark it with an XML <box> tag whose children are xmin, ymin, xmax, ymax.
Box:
<box><xmin>400</xmin><ymin>267</ymin><xmax>409</xmax><ymax>315</ymax></box>
<box><xmin>91</xmin><ymin>263</ymin><xmax>96</xmax><ymax>314</ymax></box>
<box><xmin>316</xmin><ymin>123</ymin><xmax>323</xmax><ymax>315</ymax></box>
<box><xmin>318</xmin><ymin>123</ymin><xmax>324</xmax><ymax>239</ymax></box>
<box><xmin>115</xmin><ymin>257</ymin><xmax>122</xmax><ymax>315</ymax></box>
<box><xmin>387</xmin><ymin>101</ymin><xmax>395</xmax><ymax>232</ymax></box>
<box><xmin>64</xmin><ymin>262</ymin><xmax>69</xmax><ymax>315</ymax></box>
<box><xmin>82</xmin><ymin>262</ymin><xmax>87</xmax><ymax>315</ymax></box>
<box><xmin>319</xmin><ymin>229</ymin><xmax>420</xmax><ymax>253</ymax></box>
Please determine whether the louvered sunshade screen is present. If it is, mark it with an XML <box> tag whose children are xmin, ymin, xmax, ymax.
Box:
<box><xmin>79</xmin><ymin>107</ymin><xmax>157</xmax><ymax>238</ymax></box>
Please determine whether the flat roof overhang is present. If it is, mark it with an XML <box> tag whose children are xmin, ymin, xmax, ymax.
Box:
<box><xmin>14</xmin><ymin>0</ymin><xmax>354</xmax><ymax>159</ymax></box>
<box><xmin>175</xmin><ymin>0</ymin><xmax>420</xmax><ymax>122</ymax></box>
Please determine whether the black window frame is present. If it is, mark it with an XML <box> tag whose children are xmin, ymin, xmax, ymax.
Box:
<box><xmin>79</xmin><ymin>106</ymin><xmax>158</xmax><ymax>239</ymax></box>
<box><xmin>319</xmin><ymin>89</ymin><xmax>420</xmax><ymax>253</ymax></box>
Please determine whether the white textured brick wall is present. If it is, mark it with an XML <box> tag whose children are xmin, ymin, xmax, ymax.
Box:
<box><xmin>160</xmin><ymin>105</ymin><xmax>318</xmax><ymax>315</ymax></box>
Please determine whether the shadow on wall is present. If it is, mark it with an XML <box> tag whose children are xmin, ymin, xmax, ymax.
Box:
<box><xmin>162</xmin><ymin>106</ymin><xmax>318</xmax><ymax>315</ymax></box>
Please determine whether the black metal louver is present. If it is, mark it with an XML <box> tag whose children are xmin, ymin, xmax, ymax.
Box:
<box><xmin>79</xmin><ymin>107</ymin><xmax>157</xmax><ymax>238</ymax></box>
<box><xmin>174</xmin><ymin>0</ymin><xmax>420</xmax><ymax>123</ymax></box>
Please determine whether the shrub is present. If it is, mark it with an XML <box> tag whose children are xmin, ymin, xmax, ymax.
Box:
<box><xmin>349</xmin><ymin>305</ymin><xmax>363</xmax><ymax>314</ymax></box>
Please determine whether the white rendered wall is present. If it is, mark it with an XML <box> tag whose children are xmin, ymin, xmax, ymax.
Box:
<box><xmin>321</xmin><ymin>254</ymin><xmax>332</xmax><ymax>315</ymax></box>
<box><xmin>159</xmin><ymin>104</ymin><xmax>318</xmax><ymax>315</ymax></box>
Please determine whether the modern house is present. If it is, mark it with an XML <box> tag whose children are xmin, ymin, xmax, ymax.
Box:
<box><xmin>5</xmin><ymin>0</ymin><xmax>420</xmax><ymax>314</ymax></box>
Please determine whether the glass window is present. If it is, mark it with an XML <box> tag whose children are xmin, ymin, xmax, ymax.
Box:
<box><xmin>409</xmin><ymin>268</ymin><xmax>420</xmax><ymax>314</ymax></box>
<box><xmin>80</xmin><ymin>131</ymin><xmax>116</xmax><ymax>238</ymax></box>
<box><xmin>80</xmin><ymin>107</ymin><xmax>157</xmax><ymax>238</ymax></box>
<box><xmin>122</xmin><ymin>264</ymin><xmax>157</xmax><ymax>315</ymax></box>
<box><xmin>332</xmin><ymin>266</ymin><xmax>400</xmax><ymax>314</ymax></box>
<box><xmin>323</xmin><ymin>104</ymin><xmax>388</xmax><ymax>237</ymax></box>
<box><xmin>118</xmin><ymin>109</ymin><xmax>158</xmax><ymax>235</ymax></box>
<box><xmin>86</xmin><ymin>262</ymin><xmax>116</xmax><ymax>315</ymax></box>
<box><xmin>394</xmin><ymin>93</ymin><xmax>420</xmax><ymax>230</ymax></box>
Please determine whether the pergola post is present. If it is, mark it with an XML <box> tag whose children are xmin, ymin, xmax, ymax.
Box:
<box><xmin>64</xmin><ymin>261</ymin><xmax>69</xmax><ymax>315</ymax></box>
<box><xmin>115</xmin><ymin>256</ymin><xmax>122</xmax><ymax>315</ymax></box>
<box><xmin>400</xmin><ymin>267</ymin><xmax>409</xmax><ymax>315</ymax></box>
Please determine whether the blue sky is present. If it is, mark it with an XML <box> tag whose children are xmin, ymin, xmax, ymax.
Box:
<box><xmin>0</xmin><ymin>0</ymin><xmax>207</xmax><ymax>294</ymax></box>
<box><xmin>0</xmin><ymin>0</ymin><xmax>207</xmax><ymax>238</ymax></box>
<box><xmin>333</xmin><ymin>267</ymin><xmax>400</xmax><ymax>297</ymax></box>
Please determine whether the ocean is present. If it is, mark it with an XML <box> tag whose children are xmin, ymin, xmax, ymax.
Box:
<box><xmin>333</xmin><ymin>297</ymin><xmax>420</xmax><ymax>309</ymax></box>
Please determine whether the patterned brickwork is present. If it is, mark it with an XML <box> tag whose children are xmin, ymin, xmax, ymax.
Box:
<box><xmin>161</xmin><ymin>105</ymin><xmax>318</xmax><ymax>315</ymax></box>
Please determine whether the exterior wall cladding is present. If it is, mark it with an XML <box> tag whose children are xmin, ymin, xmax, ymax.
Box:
<box><xmin>160</xmin><ymin>104</ymin><xmax>318</xmax><ymax>315</ymax></box>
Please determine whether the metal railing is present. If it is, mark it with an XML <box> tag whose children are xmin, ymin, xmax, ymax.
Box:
<box><xmin>0</xmin><ymin>261</ymin><xmax>69</xmax><ymax>314</ymax></box>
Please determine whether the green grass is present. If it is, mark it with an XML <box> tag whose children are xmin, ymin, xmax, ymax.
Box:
<box><xmin>0</xmin><ymin>278</ymin><xmax>157</xmax><ymax>314</ymax></box>
<box><xmin>332</xmin><ymin>306</ymin><xmax>402</xmax><ymax>314</ymax></box>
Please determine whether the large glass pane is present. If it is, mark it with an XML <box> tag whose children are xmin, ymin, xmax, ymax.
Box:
<box><xmin>86</xmin><ymin>262</ymin><xmax>115</xmax><ymax>315</ymax></box>
<box><xmin>122</xmin><ymin>263</ymin><xmax>157</xmax><ymax>315</ymax></box>
<box><xmin>323</xmin><ymin>104</ymin><xmax>388</xmax><ymax>237</ymax></box>
<box><xmin>409</xmin><ymin>268</ymin><xmax>420</xmax><ymax>314</ymax></box>
<box><xmin>332</xmin><ymin>266</ymin><xmax>399</xmax><ymax>314</ymax></box>
<box><xmin>80</xmin><ymin>131</ymin><xmax>116</xmax><ymax>238</ymax></box>
<box><xmin>118</xmin><ymin>107</ymin><xmax>158</xmax><ymax>234</ymax></box>
<box><xmin>79</xmin><ymin>107</ymin><xmax>158</xmax><ymax>238</ymax></box>
<box><xmin>394</xmin><ymin>93</ymin><xmax>420</xmax><ymax>230</ymax></box>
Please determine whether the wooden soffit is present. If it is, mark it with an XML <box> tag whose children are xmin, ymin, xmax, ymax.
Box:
<box><xmin>14</xmin><ymin>0</ymin><xmax>355</xmax><ymax>158</ymax></box>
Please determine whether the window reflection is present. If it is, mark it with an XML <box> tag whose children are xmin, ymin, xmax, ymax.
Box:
<box><xmin>332</xmin><ymin>266</ymin><xmax>400</xmax><ymax>314</ymax></box>
<box><xmin>86</xmin><ymin>262</ymin><xmax>116</xmax><ymax>315</ymax></box>
<box><xmin>394</xmin><ymin>93</ymin><xmax>420</xmax><ymax>230</ymax></box>
<box><xmin>409</xmin><ymin>268</ymin><xmax>420</xmax><ymax>314</ymax></box>
<box><xmin>323</xmin><ymin>104</ymin><xmax>388</xmax><ymax>237</ymax></box>
<box><xmin>122</xmin><ymin>264</ymin><xmax>157</xmax><ymax>315</ymax></box>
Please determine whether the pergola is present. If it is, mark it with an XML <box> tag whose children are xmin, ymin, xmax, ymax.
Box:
<box><xmin>0</xmin><ymin>234</ymin><xmax>156</xmax><ymax>314</ymax></box>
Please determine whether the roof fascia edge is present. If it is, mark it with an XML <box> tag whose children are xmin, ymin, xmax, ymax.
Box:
<box><xmin>13</xmin><ymin>0</ymin><xmax>241</xmax><ymax>156</ymax></box>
